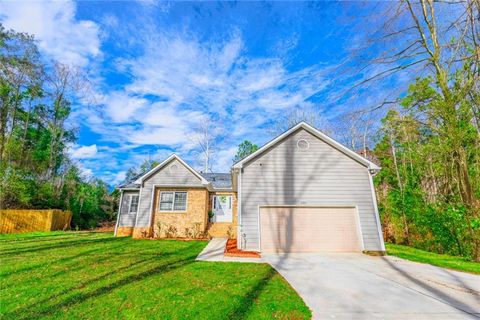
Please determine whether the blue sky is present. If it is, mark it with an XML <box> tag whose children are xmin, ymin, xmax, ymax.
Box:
<box><xmin>0</xmin><ymin>1</ymin><xmax>403</xmax><ymax>186</ymax></box>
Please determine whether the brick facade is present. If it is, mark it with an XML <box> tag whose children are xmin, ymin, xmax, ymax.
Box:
<box><xmin>127</xmin><ymin>187</ymin><xmax>238</xmax><ymax>239</ymax></box>
<box><xmin>151</xmin><ymin>187</ymin><xmax>209</xmax><ymax>238</ymax></box>
<box><xmin>116</xmin><ymin>227</ymin><xmax>134</xmax><ymax>237</ymax></box>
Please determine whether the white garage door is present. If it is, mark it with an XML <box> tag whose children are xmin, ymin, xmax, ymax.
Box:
<box><xmin>260</xmin><ymin>206</ymin><xmax>362</xmax><ymax>253</ymax></box>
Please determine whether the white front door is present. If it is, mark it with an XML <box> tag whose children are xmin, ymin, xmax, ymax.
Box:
<box><xmin>212</xmin><ymin>195</ymin><xmax>232</xmax><ymax>222</ymax></box>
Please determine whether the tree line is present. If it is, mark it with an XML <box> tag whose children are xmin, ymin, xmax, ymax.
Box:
<box><xmin>0</xmin><ymin>25</ymin><xmax>117</xmax><ymax>229</ymax></box>
<box><xmin>370</xmin><ymin>0</ymin><xmax>479</xmax><ymax>261</ymax></box>
<box><xmin>331</xmin><ymin>0</ymin><xmax>479</xmax><ymax>261</ymax></box>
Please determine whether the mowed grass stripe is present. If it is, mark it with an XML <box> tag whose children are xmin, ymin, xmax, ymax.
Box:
<box><xmin>0</xmin><ymin>232</ymin><xmax>311</xmax><ymax>320</ymax></box>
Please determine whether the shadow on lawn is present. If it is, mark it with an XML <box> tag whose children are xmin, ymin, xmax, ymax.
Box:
<box><xmin>1</xmin><ymin>236</ymin><xmax>120</xmax><ymax>256</ymax></box>
<box><xmin>7</xmin><ymin>247</ymin><xmax>199</xmax><ymax>320</ymax></box>
<box><xmin>1</xmin><ymin>240</ymin><xmax>128</xmax><ymax>278</ymax></box>
<box><xmin>47</xmin><ymin>242</ymin><xmax>133</xmax><ymax>278</ymax></box>
<box><xmin>227</xmin><ymin>268</ymin><xmax>277</xmax><ymax>319</ymax></box>
<box><xmin>0</xmin><ymin>232</ymin><xmax>95</xmax><ymax>244</ymax></box>
<box><xmin>9</xmin><ymin>254</ymin><xmax>159</xmax><ymax>316</ymax></box>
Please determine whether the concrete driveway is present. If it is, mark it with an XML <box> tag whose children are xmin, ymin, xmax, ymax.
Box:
<box><xmin>263</xmin><ymin>253</ymin><xmax>480</xmax><ymax>320</ymax></box>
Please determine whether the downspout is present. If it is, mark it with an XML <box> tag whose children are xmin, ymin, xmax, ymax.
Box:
<box><xmin>113</xmin><ymin>190</ymin><xmax>124</xmax><ymax>236</ymax></box>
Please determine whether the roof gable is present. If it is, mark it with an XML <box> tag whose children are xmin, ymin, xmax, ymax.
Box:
<box><xmin>133</xmin><ymin>154</ymin><xmax>209</xmax><ymax>184</ymax></box>
<box><xmin>233</xmin><ymin>122</ymin><xmax>380</xmax><ymax>171</ymax></box>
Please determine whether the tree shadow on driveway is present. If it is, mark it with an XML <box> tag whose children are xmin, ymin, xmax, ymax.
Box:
<box><xmin>380</xmin><ymin>257</ymin><xmax>479</xmax><ymax>317</ymax></box>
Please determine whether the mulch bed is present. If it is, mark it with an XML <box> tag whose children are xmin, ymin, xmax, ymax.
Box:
<box><xmin>136</xmin><ymin>237</ymin><xmax>209</xmax><ymax>242</ymax></box>
<box><xmin>224</xmin><ymin>239</ymin><xmax>261</xmax><ymax>258</ymax></box>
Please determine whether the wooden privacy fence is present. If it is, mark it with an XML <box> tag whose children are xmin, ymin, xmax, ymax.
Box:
<box><xmin>0</xmin><ymin>209</ymin><xmax>72</xmax><ymax>234</ymax></box>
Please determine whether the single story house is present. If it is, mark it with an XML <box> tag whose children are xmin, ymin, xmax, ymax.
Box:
<box><xmin>114</xmin><ymin>122</ymin><xmax>385</xmax><ymax>254</ymax></box>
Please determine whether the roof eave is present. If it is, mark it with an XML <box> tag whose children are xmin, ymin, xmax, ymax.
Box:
<box><xmin>233</xmin><ymin>122</ymin><xmax>380</xmax><ymax>170</ymax></box>
<box><xmin>133</xmin><ymin>154</ymin><xmax>209</xmax><ymax>185</ymax></box>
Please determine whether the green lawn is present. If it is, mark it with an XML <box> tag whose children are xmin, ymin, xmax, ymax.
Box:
<box><xmin>0</xmin><ymin>232</ymin><xmax>311</xmax><ymax>320</ymax></box>
<box><xmin>386</xmin><ymin>243</ymin><xmax>480</xmax><ymax>274</ymax></box>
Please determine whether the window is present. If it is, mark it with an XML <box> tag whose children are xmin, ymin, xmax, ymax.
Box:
<box><xmin>128</xmin><ymin>195</ymin><xmax>139</xmax><ymax>214</ymax></box>
<box><xmin>159</xmin><ymin>191</ymin><xmax>187</xmax><ymax>211</ymax></box>
<box><xmin>213</xmin><ymin>195</ymin><xmax>232</xmax><ymax>210</ymax></box>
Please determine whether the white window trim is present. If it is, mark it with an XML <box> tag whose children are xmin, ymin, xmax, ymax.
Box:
<box><xmin>128</xmin><ymin>195</ymin><xmax>139</xmax><ymax>214</ymax></box>
<box><xmin>158</xmin><ymin>191</ymin><xmax>188</xmax><ymax>212</ymax></box>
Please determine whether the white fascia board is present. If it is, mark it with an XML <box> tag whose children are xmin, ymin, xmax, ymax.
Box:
<box><xmin>232</xmin><ymin>123</ymin><xmax>304</xmax><ymax>169</ymax></box>
<box><xmin>233</xmin><ymin>122</ymin><xmax>381</xmax><ymax>171</ymax></box>
<box><xmin>134</xmin><ymin>154</ymin><xmax>209</xmax><ymax>185</ymax></box>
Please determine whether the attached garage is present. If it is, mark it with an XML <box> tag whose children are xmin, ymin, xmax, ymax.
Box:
<box><xmin>259</xmin><ymin>206</ymin><xmax>363</xmax><ymax>253</ymax></box>
<box><xmin>233</xmin><ymin>122</ymin><xmax>385</xmax><ymax>253</ymax></box>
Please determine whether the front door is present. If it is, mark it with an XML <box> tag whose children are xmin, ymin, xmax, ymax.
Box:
<box><xmin>212</xmin><ymin>195</ymin><xmax>232</xmax><ymax>222</ymax></box>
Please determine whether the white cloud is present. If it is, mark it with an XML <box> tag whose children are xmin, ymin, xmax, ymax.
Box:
<box><xmin>82</xmin><ymin>167</ymin><xmax>93</xmax><ymax>178</ymax></box>
<box><xmin>111</xmin><ymin>171</ymin><xmax>126</xmax><ymax>185</ymax></box>
<box><xmin>1</xmin><ymin>1</ymin><xmax>332</xmax><ymax>180</ymax></box>
<box><xmin>0</xmin><ymin>1</ymin><xmax>100</xmax><ymax>67</ymax></box>
<box><xmin>214</xmin><ymin>146</ymin><xmax>238</xmax><ymax>172</ymax></box>
<box><xmin>102</xmin><ymin>92</ymin><xmax>148</xmax><ymax>123</ymax></box>
<box><xmin>79</xmin><ymin>30</ymin><xmax>328</xmax><ymax>152</ymax></box>
<box><xmin>71</xmin><ymin>144</ymin><xmax>98</xmax><ymax>159</ymax></box>
<box><xmin>68</xmin><ymin>29</ymin><xmax>332</xmax><ymax>179</ymax></box>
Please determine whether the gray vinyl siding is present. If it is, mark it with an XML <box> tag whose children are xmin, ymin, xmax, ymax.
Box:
<box><xmin>118</xmin><ymin>191</ymin><xmax>139</xmax><ymax>227</ymax></box>
<box><xmin>136</xmin><ymin>158</ymin><xmax>204</xmax><ymax>227</ymax></box>
<box><xmin>240</xmin><ymin>128</ymin><xmax>383</xmax><ymax>251</ymax></box>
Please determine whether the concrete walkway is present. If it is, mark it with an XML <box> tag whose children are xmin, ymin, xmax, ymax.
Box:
<box><xmin>196</xmin><ymin>238</ymin><xmax>263</xmax><ymax>263</ymax></box>
<box><xmin>263</xmin><ymin>253</ymin><xmax>480</xmax><ymax>320</ymax></box>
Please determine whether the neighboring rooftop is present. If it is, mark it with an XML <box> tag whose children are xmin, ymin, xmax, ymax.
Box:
<box><xmin>200</xmin><ymin>172</ymin><xmax>232</xmax><ymax>189</ymax></box>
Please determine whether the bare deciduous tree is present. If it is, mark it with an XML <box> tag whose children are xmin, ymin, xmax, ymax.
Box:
<box><xmin>269</xmin><ymin>105</ymin><xmax>331</xmax><ymax>136</ymax></box>
<box><xmin>189</xmin><ymin>115</ymin><xmax>221</xmax><ymax>172</ymax></box>
<box><xmin>44</xmin><ymin>63</ymin><xmax>89</xmax><ymax>181</ymax></box>
<box><xmin>348</xmin><ymin>0</ymin><xmax>480</xmax><ymax>259</ymax></box>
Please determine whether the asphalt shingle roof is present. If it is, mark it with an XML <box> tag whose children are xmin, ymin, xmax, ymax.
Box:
<box><xmin>119</xmin><ymin>172</ymin><xmax>232</xmax><ymax>190</ymax></box>
<box><xmin>200</xmin><ymin>172</ymin><xmax>232</xmax><ymax>189</ymax></box>
<box><xmin>118</xmin><ymin>182</ymin><xmax>141</xmax><ymax>189</ymax></box>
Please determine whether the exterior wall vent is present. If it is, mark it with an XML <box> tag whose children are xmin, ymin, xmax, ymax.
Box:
<box><xmin>297</xmin><ymin>139</ymin><xmax>309</xmax><ymax>150</ymax></box>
